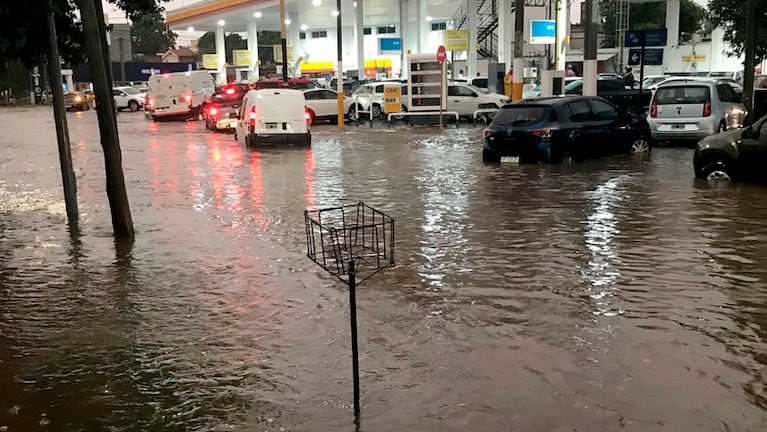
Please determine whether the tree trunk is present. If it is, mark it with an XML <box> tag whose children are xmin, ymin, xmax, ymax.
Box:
<box><xmin>75</xmin><ymin>0</ymin><xmax>134</xmax><ymax>238</ymax></box>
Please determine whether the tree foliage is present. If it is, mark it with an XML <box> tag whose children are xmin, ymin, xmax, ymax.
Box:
<box><xmin>0</xmin><ymin>0</ymin><xmax>170</xmax><ymax>67</ymax></box>
<box><xmin>131</xmin><ymin>10</ymin><xmax>177</xmax><ymax>57</ymax></box>
<box><xmin>599</xmin><ymin>0</ymin><xmax>708</xmax><ymax>47</ymax></box>
<box><xmin>708</xmin><ymin>0</ymin><xmax>767</xmax><ymax>57</ymax></box>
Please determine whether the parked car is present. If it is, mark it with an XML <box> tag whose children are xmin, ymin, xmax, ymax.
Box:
<box><xmin>113</xmin><ymin>86</ymin><xmax>146</xmax><ymax>111</ymax></box>
<box><xmin>647</xmin><ymin>79</ymin><xmax>745</xmax><ymax>142</ymax></box>
<box><xmin>64</xmin><ymin>92</ymin><xmax>90</xmax><ymax>111</ymax></box>
<box><xmin>445</xmin><ymin>83</ymin><xmax>509</xmax><ymax>117</ymax></box>
<box><xmin>204</xmin><ymin>83</ymin><xmax>249</xmax><ymax>132</ymax></box>
<box><xmin>641</xmin><ymin>75</ymin><xmax>671</xmax><ymax>89</ymax></box>
<box><xmin>350</xmin><ymin>82</ymin><xmax>408</xmax><ymax>118</ymax></box>
<box><xmin>693</xmin><ymin>114</ymin><xmax>767</xmax><ymax>182</ymax></box>
<box><xmin>235</xmin><ymin>89</ymin><xmax>311</xmax><ymax>146</ymax></box>
<box><xmin>146</xmin><ymin>71</ymin><xmax>216</xmax><ymax>121</ymax></box>
<box><xmin>523</xmin><ymin>76</ymin><xmax>581</xmax><ymax>99</ymax></box>
<box><xmin>482</xmin><ymin>96</ymin><xmax>652</xmax><ymax>163</ymax></box>
<box><xmin>303</xmin><ymin>88</ymin><xmax>354</xmax><ymax>124</ymax></box>
<box><xmin>565</xmin><ymin>78</ymin><xmax>651</xmax><ymax>112</ymax></box>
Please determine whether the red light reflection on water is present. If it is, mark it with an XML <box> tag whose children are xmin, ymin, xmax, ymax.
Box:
<box><xmin>304</xmin><ymin>149</ymin><xmax>315</xmax><ymax>210</ymax></box>
<box><xmin>207</xmin><ymin>139</ymin><xmax>245</xmax><ymax>211</ymax></box>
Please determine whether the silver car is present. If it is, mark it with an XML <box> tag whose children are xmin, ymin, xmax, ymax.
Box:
<box><xmin>647</xmin><ymin>79</ymin><xmax>746</xmax><ymax>141</ymax></box>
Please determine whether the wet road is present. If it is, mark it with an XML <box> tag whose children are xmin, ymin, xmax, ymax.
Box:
<box><xmin>1</xmin><ymin>106</ymin><xmax>767</xmax><ymax>431</ymax></box>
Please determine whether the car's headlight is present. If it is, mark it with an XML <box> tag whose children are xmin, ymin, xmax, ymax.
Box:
<box><xmin>726</xmin><ymin>108</ymin><xmax>746</xmax><ymax>128</ymax></box>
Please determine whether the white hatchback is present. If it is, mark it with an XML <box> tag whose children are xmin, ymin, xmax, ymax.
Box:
<box><xmin>303</xmin><ymin>88</ymin><xmax>354</xmax><ymax>124</ymax></box>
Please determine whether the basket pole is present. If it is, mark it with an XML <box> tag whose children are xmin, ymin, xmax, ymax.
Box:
<box><xmin>348</xmin><ymin>259</ymin><xmax>361</xmax><ymax>419</ymax></box>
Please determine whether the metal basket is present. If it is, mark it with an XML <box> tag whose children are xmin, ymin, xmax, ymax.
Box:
<box><xmin>305</xmin><ymin>202</ymin><xmax>395</xmax><ymax>285</ymax></box>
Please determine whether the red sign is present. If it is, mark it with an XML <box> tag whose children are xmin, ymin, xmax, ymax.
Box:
<box><xmin>436</xmin><ymin>45</ymin><xmax>447</xmax><ymax>64</ymax></box>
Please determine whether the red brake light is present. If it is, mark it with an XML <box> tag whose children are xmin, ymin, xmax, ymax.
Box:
<box><xmin>305</xmin><ymin>109</ymin><xmax>312</xmax><ymax>124</ymax></box>
<box><xmin>650</xmin><ymin>100</ymin><xmax>658</xmax><ymax>118</ymax></box>
<box><xmin>209</xmin><ymin>107</ymin><xmax>218</xmax><ymax>116</ymax></box>
<box><xmin>185</xmin><ymin>95</ymin><xmax>192</xmax><ymax>104</ymax></box>
<box><xmin>162</xmin><ymin>73</ymin><xmax>170</xmax><ymax>78</ymax></box>
<box><xmin>702</xmin><ymin>100</ymin><xmax>712</xmax><ymax>117</ymax></box>
<box><xmin>482</xmin><ymin>129</ymin><xmax>495</xmax><ymax>139</ymax></box>
<box><xmin>249</xmin><ymin>106</ymin><xmax>257</xmax><ymax>134</ymax></box>
<box><xmin>149</xmin><ymin>99</ymin><xmax>155</xmax><ymax>107</ymax></box>
<box><xmin>249</xmin><ymin>106</ymin><xmax>257</xmax><ymax>121</ymax></box>
<box><xmin>225</xmin><ymin>86</ymin><xmax>236</xmax><ymax>95</ymax></box>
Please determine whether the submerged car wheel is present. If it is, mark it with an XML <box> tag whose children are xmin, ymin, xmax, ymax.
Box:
<box><xmin>630</xmin><ymin>136</ymin><xmax>651</xmax><ymax>154</ymax></box>
<box><xmin>128</xmin><ymin>100</ymin><xmax>139</xmax><ymax>112</ymax></box>
<box><xmin>372</xmin><ymin>104</ymin><xmax>382</xmax><ymax>118</ymax></box>
<box><xmin>701</xmin><ymin>162</ymin><xmax>732</xmax><ymax>182</ymax></box>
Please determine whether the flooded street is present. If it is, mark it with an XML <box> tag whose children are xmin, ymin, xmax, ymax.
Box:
<box><xmin>2</xmin><ymin>106</ymin><xmax>767</xmax><ymax>431</ymax></box>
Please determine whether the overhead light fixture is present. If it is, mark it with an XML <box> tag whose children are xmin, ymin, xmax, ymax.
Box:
<box><xmin>187</xmin><ymin>26</ymin><xmax>194</xmax><ymax>32</ymax></box>
<box><xmin>300</xmin><ymin>24</ymin><xmax>308</xmax><ymax>31</ymax></box>
<box><xmin>353</xmin><ymin>1</ymin><xmax>357</xmax><ymax>6</ymax></box>
<box><xmin>312</xmin><ymin>0</ymin><xmax>322</xmax><ymax>5</ymax></box>
<box><xmin>217</xmin><ymin>19</ymin><xmax>225</xmax><ymax>26</ymax></box>
<box><xmin>284</xmin><ymin>18</ymin><xmax>292</xmax><ymax>25</ymax></box>
<box><xmin>331</xmin><ymin>10</ymin><xmax>339</xmax><ymax>17</ymax></box>
<box><xmin>254</xmin><ymin>11</ymin><xmax>262</xmax><ymax>18</ymax></box>
<box><xmin>426</xmin><ymin>16</ymin><xmax>432</xmax><ymax>22</ymax></box>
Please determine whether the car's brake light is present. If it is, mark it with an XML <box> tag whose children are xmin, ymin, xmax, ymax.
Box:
<box><xmin>305</xmin><ymin>108</ymin><xmax>312</xmax><ymax>125</ymax></box>
<box><xmin>209</xmin><ymin>107</ymin><xmax>218</xmax><ymax>116</ymax></box>
<box><xmin>249</xmin><ymin>106</ymin><xmax>257</xmax><ymax>134</ymax></box>
<box><xmin>530</xmin><ymin>129</ymin><xmax>554</xmax><ymax>139</ymax></box>
<box><xmin>703</xmin><ymin>100</ymin><xmax>712</xmax><ymax>117</ymax></box>
<box><xmin>482</xmin><ymin>129</ymin><xmax>495</xmax><ymax>139</ymax></box>
<box><xmin>185</xmin><ymin>94</ymin><xmax>192</xmax><ymax>105</ymax></box>
<box><xmin>225</xmin><ymin>86</ymin><xmax>236</xmax><ymax>95</ymax></box>
<box><xmin>650</xmin><ymin>100</ymin><xmax>658</xmax><ymax>118</ymax></box>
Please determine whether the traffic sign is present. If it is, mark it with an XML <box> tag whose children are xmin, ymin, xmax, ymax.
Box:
<box><xmin>627</xmin><ymin>48</ymin><xmax>664</xmax><ymax>66</ymax></box>
<box><xmin>625</xmin><ymin>29</ymin><xmax>668</xmax><ymax>47</ymax></box>
<box><xmin>436</xmin><ymin>45</ymin><xmax>447</xmax><ymax>64</ymax></box>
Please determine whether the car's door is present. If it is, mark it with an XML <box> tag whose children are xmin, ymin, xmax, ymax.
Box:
<box><xmin>563</xmin><ymin>99</ymin><xmax>597</xmax><ymax>159</ymax></box>
<box><xmin>448</xmin><ymin>85</ymin><xmax>479</xmax><ymax>116</ymax></box>
<box><xmin>588</xmin><ymin>98</ymin><xmax>625</xmax><ymax>156</ymax></box>
<box><xmin>303</xmin><ymin>90</ymin><xmax>322</xmax><ymax>117</ymax></box>
<box><xmin>738</xmin><ymin>119</ymin><xmax>767</xmax><ymax>183</ymax></box>
<box><xmin>112</xmin><ymin>89</ymin><xmax>126</xmax><ymax>107</ymax></box>
<box><xmin>320</xmin><ymin>90</ymin><xmax>340</xmax><ymax>118</ymax></box>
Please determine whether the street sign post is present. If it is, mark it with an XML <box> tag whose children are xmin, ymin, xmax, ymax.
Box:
<box><xmin>436</xmin><ymin>45</ymin><xmax>446</xmax><ymax>128</ymax></box>
<box><xmin>624</xmin><ymin>29</ymin><xmax>667</xmax><ymax>112</ymax></box>
<box><xmin>627</xmin><ymin>48</ymin><xmax>663</xmax><ymax>66</ymax></box>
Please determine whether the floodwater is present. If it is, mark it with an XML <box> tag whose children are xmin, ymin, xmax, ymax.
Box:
<box><xmin>1</xmin><ymin>107</ymin><xmax>767</xmax><ymax>431</ymax></box>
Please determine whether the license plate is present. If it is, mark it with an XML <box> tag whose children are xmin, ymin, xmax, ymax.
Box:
<box><xmin>501</xmin><ymin>156</ymin><xmax>519</xmax><ymax>164</ymax></box>
<box><xmin>672</xmin><ymin>124</ymin><xmax>685</xmax><ymax>129</ymax></box>
<box><xmin>265</xmin><ymin>123</ymin><xmax>279</xmax><ymax>129</ymax></box>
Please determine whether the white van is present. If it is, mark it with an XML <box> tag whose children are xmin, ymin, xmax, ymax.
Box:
<box><xmin>146</xmin><ymin>71</ymin><xmax>216</xmax><ymax>121</ymax></box>
<box><xmin>235</xmin><ymin>89</ymin><xmax>311</xmax><ymax>146</ymax></box>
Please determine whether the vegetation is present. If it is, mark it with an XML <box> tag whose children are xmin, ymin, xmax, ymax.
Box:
<box><xmin>131</xmin><ymin>10</ymin><xmax>177</xmax><ymax>58</ymax></box>
<box><xmin>707</xmin><ymin>0</ymin><xmax>767</xmax><ymax>57</ymax></box>
<box><xmin>599</xmin><ymin>0</ymin><xmax>708</xmax><ymax>48</ymax></box>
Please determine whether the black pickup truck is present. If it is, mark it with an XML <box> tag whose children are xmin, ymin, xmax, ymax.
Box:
<box><xmin>565</xmin><ymin>78</ymin><xmax>652</xmax><ymax>114</ymax></box>
<box><xmin>204</xmin><ymin>84</ymin><xmax>250</xmax><ymax>132</ymax></box>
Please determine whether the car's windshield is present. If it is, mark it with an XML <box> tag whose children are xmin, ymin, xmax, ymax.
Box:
<box><xmin>493</xmin><ymin>105</ymin><xmax>551</xmax><ymax>127</ymax></box>
<box><xmin>121</xmin><ymin>87</ymin><xmax>140</xmax><ymax>95</ymax></box>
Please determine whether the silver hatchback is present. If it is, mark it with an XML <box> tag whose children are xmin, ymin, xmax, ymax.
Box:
<box><xmin>647</xmin><ymin>79</ymin><xmax>745</xmax><ymax>141</ymax></box>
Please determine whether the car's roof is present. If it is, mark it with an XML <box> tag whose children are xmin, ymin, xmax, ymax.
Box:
<box><xmin>655</xmin><ymin>78</ymin><xmax>719</xmax><ymax>87</ymax></box>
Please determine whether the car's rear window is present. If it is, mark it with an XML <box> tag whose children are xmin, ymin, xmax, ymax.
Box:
<box><xmin>655</xmin><ymin>86</ymin><xmax>710</xmax><ymax>104</ymax></box>
<box><xmin>493</xmin><ymin>105</ymin><xmax>552</xmax><ymax>127</ymax></box>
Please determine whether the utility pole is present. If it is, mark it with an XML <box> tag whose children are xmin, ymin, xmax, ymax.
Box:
<box><xmin>280</xmin><ymin>0</ymin><xmax>288</xmax><ymax>81</ymax></box>
<box><xmin>742</xmin><ymin>0</ymin><xmax>757</xmax><ymax>121</ymax></box>
<box><xmin>512</xmin><ymin>0</ymin><xmax>524</xmax><ymax>101</ymax></box>
<box><xmin>583</xmin><ymin>0</ymin><xmax>597</xmax><ymax>96</ymax></box>
<box><xmin>336</xmin><ymin>0</ymin><xmax>344</xmax><ymax>129</ymax></box>
<box><xmin>46</xmin><ymin>0</ymin><xmax>78</xmax><ymax>224</ymax></box>
<box><xmin>76</xmin><ymin>0</ymin><xmax>134</xmax><ymax>238</ymax></box>
<box><xmin>118</xmin><ymin>37</ymin><xmax>126</xmax><ymax>84</ymax></box>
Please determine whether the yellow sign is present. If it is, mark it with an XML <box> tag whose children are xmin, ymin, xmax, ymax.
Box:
<box><xmin>233</xmin><ymin>50</ymin><xmax>251</xmax><ymax>67</ymax></box>
<box><xmin>445</xmin><ymin>29</ymin><xmax>469</xmax><ymax>51</ymax></box>
<box><xmin>274</xmin><ymin>45</ymin><xmax>294</xmax><ymax>63</ymax></box>
<box><xmin>300</xmin><ymin>61</ymin><xmax>336</xmax><ymax>73</ymax></box>
<box><xmin>384</xmin><ymin>84</ymin><xmax>402</xmax><ymax>113</ymax></box>
<box><xmin>682</xmin><ymin>54</ymin><xmax>707</xmax><ymax>62</ymax></box>
<box><xmin>202</xmin><ymin>54</ymin><xmax>219</xmax><ymax>69</ymax></box>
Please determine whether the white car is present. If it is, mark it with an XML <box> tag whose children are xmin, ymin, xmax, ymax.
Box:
<box><xmin>445</xmin><ymin>83</ymin><xmax>509</xmax><ymax>117</ymax></box>
<box><xmin>523</xmin><ymin>76</ymin><xmax>581</xmax><ymax>99</ymax></box>
<box><xmin>303</xmin><ymin>88</ymin><xmax>354</xmax><ymax>124</ymax></box>
<box><xmin>350</xmin><ymin>82</ymin><xmax>408</xmax><ymax>118</ymax></box>
<box><xmin>235</xmin><ymin>89</ymin><xmax>311</xmax><ymax>146</ymax></box>
<box><xmin>112</xmin><ymin>86</ymin><xmax>146</xmax><ymax>111</ymax></box>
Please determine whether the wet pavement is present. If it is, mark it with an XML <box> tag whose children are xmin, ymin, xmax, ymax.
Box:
<box><xmin>1</xmin><ymin>106</ymin><xmax>767</xmax><ymax>431</ymax></box>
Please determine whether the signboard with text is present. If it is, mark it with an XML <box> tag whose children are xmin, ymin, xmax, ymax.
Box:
<box><xmin>530</xmin><ymin>20</ymin><xmax>556</xmax><ymax>44</ymax></box>
<box><xmin>625</xmin><ymin>29</ymin><xmax>667</xmax><ymax>47</ymax></box>
<box><xmin>384</xmin><ymin>84</ymin><xmax>402</xmax><ymax>113</ymax></box>
<box><xmin>444</xmin><ymin>30</ymin><xmax>469</xmax><ymax>51</ymax></box>
<box><xmin>628</xmin><ymin>48</ymin><xmax>663</xmax><ymax>66</ymax></box>
<box><xmin>202</xmin><ymin>54</ymin><xmax>219</xmax><ymax>70</ymax></box>
<box><xmin>233</xmin><ymin>50</ymin><xmax>251</xmax><ymax>67</ymax></box>
<box><xmin>379</xmin><ymin>38</ymin><xmax>402</xmax><ymax>52</ymax></box>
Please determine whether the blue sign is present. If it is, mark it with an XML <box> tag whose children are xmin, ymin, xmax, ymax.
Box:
<box><xmin>530</xmin><ymin>20</ymin><xmax>556</xmax><ymax>44</ymax></box>
<box><xmin>627</xmin><ymin>48</ymin><xmax>664</xmax><ymax>66</ymax></box>
<box><xmin>625</xmin><ymin>29</ymin><xmax>667</xmax><ymax>47</ymax></box>
<box><xmin>379</xmin><ymin>38</ymin><xmax>402</xmax><ymax>52</ymax></box>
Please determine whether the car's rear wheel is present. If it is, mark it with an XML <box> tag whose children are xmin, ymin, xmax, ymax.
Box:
<box><xmin>630</xmin><ymin>136</ymin><xmax>651</xmax><ymax>154</ymax></box>
<box><xmin>700</xmin><ymin>161</ymin><xmax>733</xmax><ymax>182</ymax></box>
<box><xmin>307</xmin><ymin>109</ymin><xmax>316</xmax><ymax>125</ymax></box>
<box><xmin>371</xmin><ymin>104</ymin><xmax>382</xmax><ymax>119</ymax></box>
<box><xmin>128</xmin><ymin>100</ymin><xmax>139</xmax><ymax>112</ymax></box>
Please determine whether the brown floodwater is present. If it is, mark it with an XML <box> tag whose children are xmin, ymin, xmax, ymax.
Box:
<box><xmin>1</xmin><ymin>106</ymin><xmax>766</xmax><ymax>431</ymax></box>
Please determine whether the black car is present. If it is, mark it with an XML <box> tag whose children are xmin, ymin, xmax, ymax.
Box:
<box><xmin>694</xmin><ymin>115</ymin><xmax>767</xmax><ymax>182</ymax></box>
<box><xmin>482</xmin><ymin>96</ymin><xmax>652</xmax><ymax>164</ymax></box>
